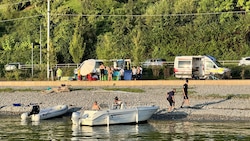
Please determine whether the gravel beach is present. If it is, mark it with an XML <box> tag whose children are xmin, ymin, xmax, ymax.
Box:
<box><xmin>1</xmin><ymin>85</ymin><xmax>250</xmax><ymax>121</ymax></box>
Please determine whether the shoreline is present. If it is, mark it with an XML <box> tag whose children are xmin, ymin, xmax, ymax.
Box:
<box><xmin>1</xmin><ymin>85</ymin><xmax>250</xmax><ymax>121</ymax></box>
<box><xmin>2</xmin><ymin>80</ymin><xmax>250</xmax><ymax>87</ymax></box>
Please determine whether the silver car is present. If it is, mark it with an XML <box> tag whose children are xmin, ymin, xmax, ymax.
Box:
<box><xmin>142</xmin><ymin>58</ymin><xmax>167</xmax><ymax>67</ymax></box>
<box><xmin>239</xmin><ymin>57</ymin><xmax>250</xmax><ymax>66</ymax></box>
<box><xmin>5</xmin><ymin>62</ymin><xmax>22</xmax><ymax>71</ymax></box>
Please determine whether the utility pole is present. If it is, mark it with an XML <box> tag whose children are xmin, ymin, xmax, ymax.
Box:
<box><xmin>32</xmin><ymin>43</ymin><xmax>34</xmax><ymax>78</ymax></box>
<box><xmin>47</xmin><ymin>0</ymin><xmax>50</xmax><ymax>80</ymax></box>
<box><xmin>40</xmin><ymin>25</ymin><xmax>42</xmax><ymax>65</ymax></box>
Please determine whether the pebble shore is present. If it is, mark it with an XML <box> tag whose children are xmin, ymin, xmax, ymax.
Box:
<box><xmin>1</xmin><ymin>85</ymin><xmax>250</xmax><ymax>121</ymax></box>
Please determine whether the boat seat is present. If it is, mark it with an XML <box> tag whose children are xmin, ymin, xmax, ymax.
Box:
<box><xmin>56</xmin><ymin>106</ymin><xmax>62</xmax><ymax>110</ymax></box>
<box><xmin>112</xmin><ymin>103</ymin><xmax>126</xmax><ymax>109</ymax></box>
<box><xmin>121</xmin><ymin>103</ymin><xmax>126</xmax><ymax>109</ymax></box>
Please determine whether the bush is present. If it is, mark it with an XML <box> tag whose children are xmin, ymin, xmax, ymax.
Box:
<box><xmin>4</xmin><ymin>70</ymin><xmax>22</xmax><ymax>80</ymax></box>
<box><xmin>142</xmin><ymin>65</ymin><xmax>173</xmax><ymax>80</ymax></box>
<box><xmin>239</xmin><ymin>66</ymin><xmax>250</xmax><ymax>79</ymax></box>
<box><xmin>226</xmin><ymin>64</ymin><xmax>250</xmax><ymax>79</ymax></box>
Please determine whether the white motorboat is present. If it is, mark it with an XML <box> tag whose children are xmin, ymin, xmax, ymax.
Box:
<box><xmin>71</xmin><ymin>104</ymin><xmax>159</xmax><ymax>126</ymax></box>
<box><xmin>21</xmin><ymin>105</ymin><xmax>68</xmax><ymax>122</ymax></box>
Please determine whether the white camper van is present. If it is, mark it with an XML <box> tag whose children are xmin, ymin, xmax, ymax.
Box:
<box><xmin>174</xmin><ymin>55</ymin><xmax>231</xmax><ymax>79</ymax></box>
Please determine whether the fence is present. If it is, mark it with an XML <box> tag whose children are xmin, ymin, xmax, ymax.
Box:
<box><xmin>218</xmin><ymin>60</ymin><xmax>239</xmax><ymax>66</ymax></box>
<box><xmin>19</xmin><ymin>60</ymin><xmax>239</xmax><ymax>70</ymax></box>
<box><xmin>20</xmin><ymin>63</ymin><xmax>80</xmax><ymax>70</ymax></box>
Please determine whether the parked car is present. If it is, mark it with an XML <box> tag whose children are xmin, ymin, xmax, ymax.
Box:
<box><xmin>142</xmin><ymin>58</ymin><xmax>167</xmax><ymax>67</ymax></box>
<box><xmin>5</xmin><ymin>62</ymin><xmax>22</xmax><ymax>71</ymax></box>
<box><xmin>238</xmin><ymin>57</ymin><xmax>250</xmax><ymax>66</ymax></box>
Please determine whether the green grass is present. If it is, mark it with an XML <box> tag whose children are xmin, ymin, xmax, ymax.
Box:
<box><xmin>227</xmin><ymin>94</ymin><xmax>250</xmax><ymax>99</ymax></box>
<box><xmin>103</xmin><ymin>87</ymin><xmax>145</xmax><ymax>93</ymax></box>
<box><xmin>0</xmin><ymin>87</ymin><xmax>96</xmax><ymax>93</ymax></box>
<box><xmin>174</xmin><ymin>87</ymin><xmax>196</xmax><ymax>95</ymax></box>
<box><xmin>193</xmin><ymin>94</ymin><xmax>250</xmax><ymax>99</ymax></box>
<box><xmin>71</xmin><ymin>87</ymin><xmax>96</xmax><ymax>91</ymax></box>
<box><xmin>0</xmin><ymin>88</ymin><xmax>40</xmax><ymax>93</ymax></box>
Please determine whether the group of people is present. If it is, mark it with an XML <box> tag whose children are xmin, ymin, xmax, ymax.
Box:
<box><xmin>92</xmin><ymin>79</ymin><xmax>190</xmax><ymax>113</ymax></box>
<box><xmin>99</xmin><ymin>63</ymin><xmax>143</xmax><ymax>81</ymax></box>
<box><xmin>99</xmin><ymin>63</ymin><xmax>117</xmax><ymax>81</ymax></box>
<box><xmin>166</xmin><ymin>79</ymin><xmax>190</xmax><ymax>112</ymax></box>
<box><xmin>100</xmin><ymin>64</ymin><xmax>142</xmax><ymax>81</ymax></box>
<box><xmin>132</xmin><ymin>66</ymin><xmax>143</xmax><ymax>80</ymax></box>
<box><xmin>56</xmin><ymin>63</ymin><xmax>144</xmax><ymax>81</ymax></box>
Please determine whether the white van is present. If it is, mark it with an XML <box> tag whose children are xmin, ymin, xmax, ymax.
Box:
<box><xmin>174</xmin><ymin>55</ymin><xmax>231</xmax><ymax>79</ymax></box>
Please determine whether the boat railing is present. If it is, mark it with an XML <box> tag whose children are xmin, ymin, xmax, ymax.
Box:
<box><xmin>99</xmin><ymin>104</ymin><xmax>110</xmax><ymax>110</ymax></box>
<box><xmin>109</xmin><ymin>102</ymin><xmax>156</xmax><ymax>110</ymax></box>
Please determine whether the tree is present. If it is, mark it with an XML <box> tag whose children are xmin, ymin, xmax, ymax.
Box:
<box><xmin>69</xmin><ymin>16</ymin><xmax>85</xmax><ymax>64</ymax></box>
<box><xmin>96</xmin><ymin>32</ymin><xmax>117</xmax><ymax>60</ymax></box>
<box><xmin>131</xmin><ymin>27</ymin><xmax>144</xmax><ymax>65</ymax></box>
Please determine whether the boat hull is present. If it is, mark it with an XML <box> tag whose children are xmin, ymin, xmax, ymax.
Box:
<box><xmin>31</xmin><ymin>105</ymin><xmax>68</xmax><ymax>121</ymax></box>
<box><xmin>78</xmin><ymin>105</ymin><xmax>159</xmax><ymax>126</ymax></box>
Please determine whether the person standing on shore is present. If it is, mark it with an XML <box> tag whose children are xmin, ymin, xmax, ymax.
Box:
<box><xmin>107</xmin><ymin>66</ymin><xmax>113</xmax><ymax>81</ymax></box>
<box><xmin>77</xmin><ymin>69</ymin><xmax>82</xmax><ymax>81</ymax></box>
<box><xmin>166</xmin><ymin>88</ymin><xmax>176</xmax><ymax>112</ymax></box>
<box><xmin>132</xmin><ymin>66</ymin><xmax>137</xmax><ymax>80</ymax></box>
<box><xmin>56</xmin><ymin>68</ymin><xmax>62</xmax><ymax>81</ymax></box>
<box><xmin>181</xmin><ymin>79</ymin><xmax>190</xmax><ymax>108</ymax></box>
<box><xmin>99</xmin><ymin>63</ymin><xmax>105</xmax><ymax>81</ymax></box>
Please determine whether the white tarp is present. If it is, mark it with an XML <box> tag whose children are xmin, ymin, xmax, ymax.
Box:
<box><xmin>80</xmin><ymin>59</ymin><xmax>96</xmax><ymax>76</ymax></box>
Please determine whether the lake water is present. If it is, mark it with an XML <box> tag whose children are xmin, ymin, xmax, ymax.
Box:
<box><xmin>0</xmin><ymin>116</ymin><xmax>250</xmax><ymax>141</ymax></box>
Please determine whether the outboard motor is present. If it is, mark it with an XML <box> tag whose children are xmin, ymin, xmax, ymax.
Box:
<box><xmin>21</xmin><ymin>112</ymin><xmax>29</xmax><ymax>121</ymax></box>
<box><xmin>71</xmin><ymin>112</ymin><xmax>81</xmax><ymax>125</ymax></box>
<box><xmin>28</xmin><ymin>105</ymin><xmax>40</xmax><ymax>116</ymax></box>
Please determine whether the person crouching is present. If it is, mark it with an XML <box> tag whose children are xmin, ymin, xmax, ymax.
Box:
<box><xmin>166</xmin><ymin>88</ymin><xmax>176</xmax><ymax>112</ymax></box>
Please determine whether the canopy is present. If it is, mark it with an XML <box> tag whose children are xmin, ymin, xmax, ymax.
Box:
<box><xmin>80</xmin><ymin>59</ymin><xmax>96</xmax><ymax>76</ymax></box>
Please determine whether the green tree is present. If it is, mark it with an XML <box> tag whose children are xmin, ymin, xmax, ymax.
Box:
<box><xmin>96</xmin><ymin>32</ymin><xmax>117</xmax><ymax>60</ymax></box>
<box><xmin>69</xmin><ymin>16</ymin><xmax>85</xmax><ymax>64</ymax></box>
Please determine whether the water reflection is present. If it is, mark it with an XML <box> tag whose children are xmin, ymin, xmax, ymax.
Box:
<box><xmin>71</xmin><ymin>123</ymin><xmax>156</xmax><ymax>140</ymax></box>
<box><xmin>148</xmin><ymin>120</ymin><xmax>250</xmax><ymax>140</ymax></box>
<box><xmin>20</xmin><ymin>120</ymin><xmax>41</xmax><ymax>126</ymax></box>
<box><xmin>0</xmin><ymin>116</ymin><xmax>250</xmax><ymax>140</ymax></box>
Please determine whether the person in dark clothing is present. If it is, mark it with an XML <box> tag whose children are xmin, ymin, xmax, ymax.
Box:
<box><xmin>181</xmin><ymin>79</ymin><xmax>190</xmax><ymax>108</ymax></box>
<box><xmin>166</xmin><ymin>88</ymin><xmax>176</xmax><ymax>112</ymax></box>
<box><xmin>99</xmin><ymin>63</ymin><xmax>105</xmax><ymax>81</ymax></box>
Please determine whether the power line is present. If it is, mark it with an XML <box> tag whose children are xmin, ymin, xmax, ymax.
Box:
<box><xmin>0</xmin><ymin>15</ymin><xmax>44</xmax><ymax>23</ymax></box>
<box><xmin>0</xmin><ymin>10</ymin><xmax>248</xmax><ymax>23</ymax></box>
<box><xmin>52</xmin><ymin>10</ymin><xmax>248</xmax><ymax>17</ymax></box>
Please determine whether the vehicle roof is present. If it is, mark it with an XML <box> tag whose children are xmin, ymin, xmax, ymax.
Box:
<box><xmin>145</xmin><ymin>58</ymin><xmax>166</xmax><ymax>61</ymax></box>
<box><xmin>242</xmin><ymin>57</ymin><xmax>250</xmax><ymax>59</ymax></box>
<box><xmin>7</xmin><ymin>62</ymin><xmax>23</xmax><ymax>64</ymax></box>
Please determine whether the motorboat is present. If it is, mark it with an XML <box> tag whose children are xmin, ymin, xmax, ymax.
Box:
<box><xmin>21</xmin><ymin>105</ymin><xmax>68</xmax><ymax>122</ymax></box>
<box><xmin>71</xmin><ymin>104</ymin><xmax>159</xmax><ymax>126</ymax></box>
